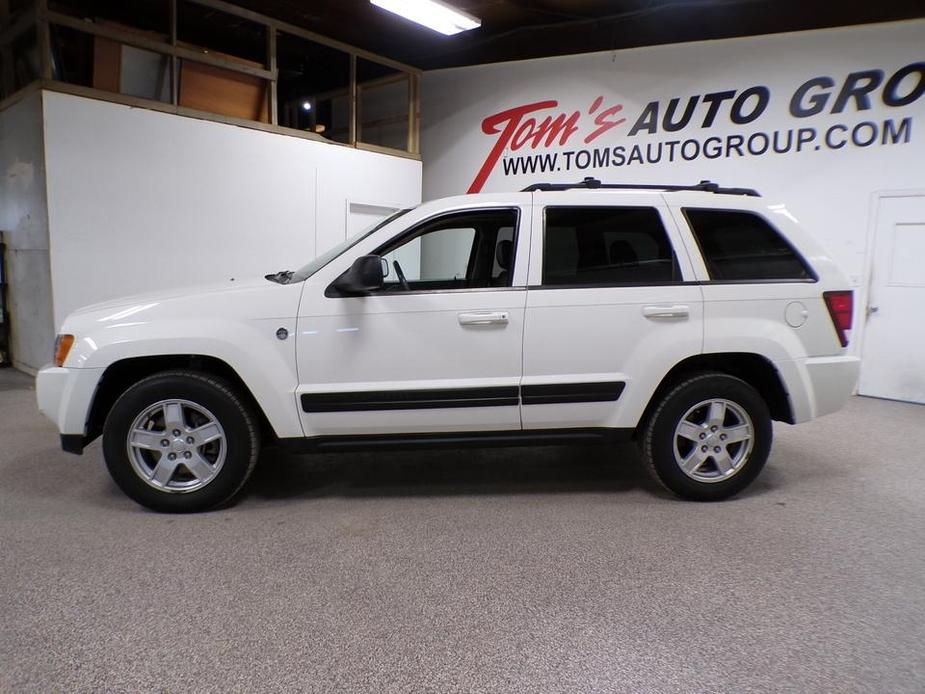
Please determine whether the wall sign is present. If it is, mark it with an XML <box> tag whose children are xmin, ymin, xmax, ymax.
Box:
<box><xmin>467</xmin><ymin>62</ymin><xmax>923</xmax><ymax>193</ymax></box>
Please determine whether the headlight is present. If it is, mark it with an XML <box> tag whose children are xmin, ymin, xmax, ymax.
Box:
<box><xmin>54</xmin><ymin>334</ymin><xmax>75</xmax><ymax>367</ymax></box>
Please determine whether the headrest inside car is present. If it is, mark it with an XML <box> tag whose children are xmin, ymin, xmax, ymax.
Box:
<box><xmin>496</xmin><ymin>239</ymin><xmax>513</xmax><ymax>270</ymax></box>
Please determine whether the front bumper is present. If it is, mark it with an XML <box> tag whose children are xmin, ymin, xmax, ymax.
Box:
<box><xmin>36</xmin><ymin>365</ymin><xmax>105</xmax><ymax>454</ymax></box>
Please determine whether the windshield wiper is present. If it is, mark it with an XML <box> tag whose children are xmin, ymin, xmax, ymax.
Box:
<box><xmin>264</xmin><ymin>270</ymin><xmax>293</xmax><ymax>284</ymax></box>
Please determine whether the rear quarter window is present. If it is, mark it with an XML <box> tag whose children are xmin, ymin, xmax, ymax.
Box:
<box><xmin>684</xmin><ymin>209</ymin><xmax>815</xmax><ymax>282</ymax></box>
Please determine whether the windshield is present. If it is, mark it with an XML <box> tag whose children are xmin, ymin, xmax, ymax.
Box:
<box><xmin>287</xmin><ymin>208</ymin><xmax>413</xmax><ymax>283</ymax></box>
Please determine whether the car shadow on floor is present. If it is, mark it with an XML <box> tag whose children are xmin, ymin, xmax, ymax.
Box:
<box><xmin>245</xmin><ymin>442</ymin><xmax>667</xmax><ymax>501</ymax></box>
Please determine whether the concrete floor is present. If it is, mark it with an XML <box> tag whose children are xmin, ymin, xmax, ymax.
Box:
<box><xmin>1</xmin><ymin>368</ymin><xmax>924</xmax><ymax>693</ymax></box>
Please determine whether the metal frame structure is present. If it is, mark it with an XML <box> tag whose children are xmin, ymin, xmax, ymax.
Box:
<box><xmin>0</xmin><ymin>0</ymin><xmax>421</xmax><ymax>159</ymax></box>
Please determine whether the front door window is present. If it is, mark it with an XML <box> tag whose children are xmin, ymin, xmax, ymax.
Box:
<box><xmin>375</xmin><ymin>209</ymin><xmax>519</xmax><ymax>292</ymax></box>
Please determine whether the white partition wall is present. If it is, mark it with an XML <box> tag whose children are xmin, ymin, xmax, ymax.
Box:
<box><xmin>42</xmin><ymin>91</ymin><xmax>422</xmax><ymax>327</ymax></box>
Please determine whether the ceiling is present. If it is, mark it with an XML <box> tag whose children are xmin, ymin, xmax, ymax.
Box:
<box><xmin>230</xmin><ymin>0</ymin><xmax>925</xmax><ymax>70</ymax></box>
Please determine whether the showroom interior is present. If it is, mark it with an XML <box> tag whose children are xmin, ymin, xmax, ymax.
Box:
<box><xmin>1</xmin><ymin>0</ymin><xmax>924</xmax><ymax>691</ymax></box>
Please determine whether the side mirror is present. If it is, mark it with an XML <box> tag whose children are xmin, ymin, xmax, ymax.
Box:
<box><xmin>331</xmin><ymin>255</ymin><xmax>388</xmax><ymax>295</ymax></box>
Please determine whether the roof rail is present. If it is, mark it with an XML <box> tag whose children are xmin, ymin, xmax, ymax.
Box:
<box><xmin>521</xmin><ymin>177</ymin><xmax>760</xmax><ymax>197</ymax></box>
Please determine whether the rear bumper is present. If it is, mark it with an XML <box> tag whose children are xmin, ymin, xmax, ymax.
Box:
<box><xmin>804</xmin><ymin>355</ymin><xmax>861</xmax><ymax>418</ymax></box>
<box><xmin>36</xmin><ymin>365</ymin><xmax>104</xmax><ymax>454</ymax></box>
<box><xmin>783</xmin><ymin>355</ymin><xmax>860</xmax><ymax>423</ymax></box>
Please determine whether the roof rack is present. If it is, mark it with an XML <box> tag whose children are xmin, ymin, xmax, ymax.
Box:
<box><xmin>521</xmin><ymin>177</ymin><xmax>760</xmax><ymax>197</ymax></box>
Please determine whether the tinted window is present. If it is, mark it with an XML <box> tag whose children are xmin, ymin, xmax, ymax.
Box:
<box><xmin>685</xmin><ymin>209</ymin><xmax>814</xmax><ymax>281</ymax></box>
<box><xmin>375</xmin><ymin>209</ymin><xmax>518</xmax><ymax>292</ymax></box>
<box><xmin>543</xmin><ymin>207</ymin><xmax>679</xmax><ymax>286</ymax></box>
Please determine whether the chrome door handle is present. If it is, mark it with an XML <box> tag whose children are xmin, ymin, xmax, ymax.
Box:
<box><xmin>642</xmin><ymin>305</ymin><xmax>690</xmax><ymax>320</ymax></box>
<box><xmin>458</xmin><ymin>311</ymin><xmax>509</xmax><ymax>326</ymax></box>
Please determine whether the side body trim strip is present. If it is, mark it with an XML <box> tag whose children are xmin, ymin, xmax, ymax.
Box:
<box><xmin>301</xmin><ymin>386</ymin><xmax>520</xmax><ymax>412</ymax></box>
<box><xmin>521</xmin><ymin>381</ymin><xmax>626</xmax><ymax>405</ymax></box>
<box><xmin>300</xmin><ymin>382</ymin><xmax>626</xmax><ymax>413</ymax></box>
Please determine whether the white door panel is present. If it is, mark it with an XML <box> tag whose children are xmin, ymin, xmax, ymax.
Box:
<box><xmin>522</xmin><ymin>192</ymin><xmax>703</xmax><ymax>431</ymax></box>
<box><xmin>297</xmin><ymin>291</ymin><xmax>526</xmax><ymax>435</ymax></box>
<box><xmin>522</xmin><ymin>285</ymin><xmax>703</xmax><ymax>429</ymax></box>
<box><xmin>860</xmin><ymin>194</ymin><xmax>925</xmax><ymax>403</ymax></box>
<box><xmin>296</xmin><ymin>201</ymin><xmax>532</xmax><ymax>436</ymax></box>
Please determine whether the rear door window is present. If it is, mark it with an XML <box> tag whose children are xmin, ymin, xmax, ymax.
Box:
<box><xmin>684</xmin><ymin>209</ymin><xmax>815</xmax><ymax>281</ymax></box>
<box><xmin>542</xmin><ymin>207</ymin><xmax>680</xmax><ymax>286</ymax></box>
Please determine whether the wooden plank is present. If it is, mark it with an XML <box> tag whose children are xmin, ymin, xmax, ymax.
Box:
<box><xmin>179</xmin><ymin>60</ymin><xmax>268</xmax><ymax>122</ymax></box>
<box><xmin>92</xmin><ymin>36</ymin><xmax>121</xmax><ymax>93</ymax></box>
<box><xmin>174</xmin><ymin>44</ymin><xmax>273</xmax><ymax>80</ymax></box>
<box><xmin>36</xmin><ymin>0</ymin><xmax>51</xmax><ymax>80</ymax></box>
<box><xmin>349</xmin><ymin>54</ymin><xmax>357</xmax><ymax>145</ymax></box>
<box><xmin>267</xmin><ymin>26</ymin><xmax>277</xmax><ymax>125</ymax></box>
<box><xmin>44</xmin><ymin>79</ymin><xmax>176</xmax><ymax>113</ymax></box>
<box><xmin>413</xmin><ymin>73</ymin><xmax>420</xmax><ymax>154</ymax></box>
<box><xmin>169</xmin><ymin>0</ymin><xmax>178</xmax><ymax>106</ymax></box>
<box><xmin>355</xmin><ymin>141</ymin><xmax>420</xmax><ymax>161</ymax></box>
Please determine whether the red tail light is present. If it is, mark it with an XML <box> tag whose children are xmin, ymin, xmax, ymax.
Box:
<box><xmin>823</xmin><ymin>291</ymin><xmax>853</xmax><ymax>347</ymax></box>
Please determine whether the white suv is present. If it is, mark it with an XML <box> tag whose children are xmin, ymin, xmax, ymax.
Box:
<box><xmin>37</xmin><ymin>179</ymin><xmax>860</xmax><ymax>512</ymax></box>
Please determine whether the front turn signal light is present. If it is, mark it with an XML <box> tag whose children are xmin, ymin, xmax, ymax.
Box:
<box><xmin>54</xmin><ymin>334</ymin><xmax>75</xmax><ymax>367</ymax></box>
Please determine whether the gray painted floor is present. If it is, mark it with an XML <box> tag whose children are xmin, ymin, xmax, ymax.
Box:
<box><xmin>1</xmin><ymin>367</ymin><xmax>924</xmax><ymax>693</ymax></box>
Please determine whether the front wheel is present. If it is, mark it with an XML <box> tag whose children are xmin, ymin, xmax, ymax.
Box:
<box><xmin>640</xmin><ymin>373</ymin><xmax>772</xmax><ymax>501</ymax></box>
<box><xmin>102</xmin><ymin>371</ymin><xmax>260</xmax><ymax>512</ymax></box>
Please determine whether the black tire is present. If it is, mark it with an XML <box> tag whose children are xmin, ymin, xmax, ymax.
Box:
<box><xmin>102</xmin><ymin>370</ymin><xmax>260</xmax><ymax>513</ymax></box>
<box><xmin>640</xmin><ymin>373</ymin><xmax>772</xmax><ymax>501</ymax></box>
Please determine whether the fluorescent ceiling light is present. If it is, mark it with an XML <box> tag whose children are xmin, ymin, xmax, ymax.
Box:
<box><xmin>371</xmin><ymin>0</ymin><xmax>481</xmax><ymax>36</ymax></box>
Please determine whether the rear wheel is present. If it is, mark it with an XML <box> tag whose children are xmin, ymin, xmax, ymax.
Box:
<box><xmin>641</xmin><ymin>373</ymin><xmax>772</xmax><ymax>501</ymax></box>
<box><xmin>102</xmin><ymin>371</ymin><xmax>259</xmax><ymax>512</ymax></box>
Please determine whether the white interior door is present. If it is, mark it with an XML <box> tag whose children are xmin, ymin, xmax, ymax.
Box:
<box><xmin>859</xmin><ymin>194</ymin><xmax>925</xmax><ymax>404</ymax></box>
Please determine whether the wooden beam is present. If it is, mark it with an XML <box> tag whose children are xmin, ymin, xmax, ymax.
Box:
<box><xmin>355</xmin><ymin>141</ymin><xmax>420</xmax><ymax>161</ymax></box>
<box><xmin>408</xmin><ymin>72</ymin><xmax>419</xmax><ymax>155</ymax></box>
<box><xmin>36</xmin><ymin>0</ymin><xmax>51</xmax><ymax>80</ymax></box>
<box><xmin>267</xmin><ymin>26</ymin><xmax>277</xmax><ymax>125</ymax></box>
<box><xmin>186</xmin><ymin>0</ymin><xmax>421</xmax><ymax>76</ymax></box>
<box><xmin>174</xmin><ymin>44</ymin><xmax>274</xmax><ymax>81</ymax></box>
<box><xmin>48</xmin><ymin>11</ymin><xmax>170</xmax><ymax>55</ymax></box>
<box><xmin>349</xmin><ymin>54</ymin><xmax>357</xmax><ymax>146</ymax></box>
<box><xmin>169</xmin><ymin>0</ymin><xmax>178</xmax><ymax>106</ymax></box>
<box><xmin>47</xmin><ymin>11</ymin><xmax>275</xmax><ymax>81</ymax></box>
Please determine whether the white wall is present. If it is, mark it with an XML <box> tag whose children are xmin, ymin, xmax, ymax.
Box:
<box><xmin>0</xmin><ymin>90</ymin><xmax>55</xmax><ymax>372</ymax></box>
<box><xmin>421</xmin><ymin>20</ymin><xmax>925</xmax><ymax>292</ymax></box>
<box><xmin>42</xmin><ymin>91</ymin><xmax>422</xmax><ymax>326</ymax></box>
